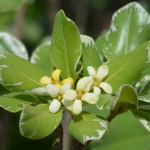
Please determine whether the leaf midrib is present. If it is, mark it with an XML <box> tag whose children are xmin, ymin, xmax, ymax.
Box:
<box><xmin>4</xmin><ymin>63</ymin><xmax>43</xmax><ymax>87</ymax></box>
<box><xmin>21</xmin><ymin>110</ymin><xmax>49</xmax><ymax>123</ymax></box>
<box><xmin>61</xmin><ymin>15</ymin><xmax>70</xmax><ymax>77</ymax></box>
<box><xmin>105</xmin><ymin>45</ymin><xmax>149</xmax><ymax>82</ymax></box>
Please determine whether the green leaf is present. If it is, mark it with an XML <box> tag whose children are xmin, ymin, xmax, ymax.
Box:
<box><xmin>0</xmin><ymin>54</ymin><xmax>50</xmax><ymax>96</ymax></box>
<box><xmin>103</xmin><ymin>2</ymin><xmax>150</xmax><ymax>60</ymax></box>
<box><xmin>87</xmin><ymin>112</ymin><xmax>150</xmax><ymax>150</ymax></box>
<box><xmin>75</xmin><ymin>60</ymin><xmax>83</xmax><ymax>80</ymax></box>
<box><xmin>104</xmin><ymin>41</ymin><xmax>150</xmax><ymax>94</ymax></box>
<box><xmin>0</xmin><ymin>84</ymin><xmax>10</xmax><ymax>96</ymax></box>
<box><xmin>81</xmin><ymin>35</ymin><xmax>102</xmax><ymax>76</ymax></box>
<box><xmin>108</xmin><ymin>84</ymin><xmax>138</xmax><ymax>110</ymax></box>
<box><xmin>50</xmin><ymin>10</ymin><xmax>82</xmax><ymax>80</ymax></box>
<box><xmin>95</xmin><ymin>33</ymin><xmax>107</xmax><ymax>62</ymax></box>
<box><xmin>0</xmin><ymin>32</ymin><xmax>28</xmax><ymax>60</ymax></box>
<box><xmin>0</xmin><ymin>96</ymin><xmax>33</xmax><ymax>112</ymax></box>
<box><xmin>30</xmin><ymin>43</ymin><xmax>53</xmax><ymax>77</ymax></box>
<box><xmin>138</xmin><ymin>100</ymin><xmax>150</xmax><ymax>110</ymax></box>
<box><xmin>5</xmin><ymin>92</ymin><xmax>39</xmax><ymax>101</ymax></box>
<box><xmin>135</xmin><ymin>75</ymin><xmax>150</xmax><ymax>95</ymax></box>
<box><xmin>138</xmin><ymin>94</ymin><xmax>150</xmax><ymax>109</ymax></box>
<box><xmin>68</xmin><ymin>112</ymin><xmax>108</xmax><ymax>144</ymax></box>
<box><xmin>19</xmin><ymin>104</ymin><xmax>63</xmax><ymax>139</ymax></box>
<box><xmin>96</xmin><ymin>94</ymin><xmax>114</xmax><ymax>110</ymax></box>
<box><xmin>129</xmin><ymin>108</ymin><xmax>150</xmax><ymax>132</ymax></box>
<box><xmin>0</xmin><ymin>0</ymin><xmax>26</xmax><ymax>13</ymax></box>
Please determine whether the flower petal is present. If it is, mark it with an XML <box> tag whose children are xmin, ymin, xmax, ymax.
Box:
<box><xmin>93</xmin><ymin>86</ymin><xmax>101</xmax><ymax>95</ymax></box>
<box><xmin>84</xmin><ymin>76</ymin><xmax>94</xmax><ymax>93</ymax></box>
<box><xmin>87</xmin><ymin>66</ymin><xmax>96</xmax><ymax>78</ymax></box>
<box><xmin>60</xmin><ymin>83</ymin><xmax>71</xmax><ymax>95</ymax></box>
<box><xmin>96</xmin><ymin>65</ymin><xmax>109</xmax><ymax>81</ymax></box>
<box><xmin>62</xmin><ymin>99</ymin><xmax>73</xmax><ymax>110</ymax></box>
<box><xmin>99</xmin><ymin>82</ymin><xmax>113</xmax><ymax>94</ymax></box>
<box><xmin>46</xmin><ymin>84</ymin><xmax>59</xmax><ymax>97</ymax></box>
<box><xmin>52</xmin><ymin>69</ymin><xmax>61</xmax><ymax>81</ymax></box>
<box><xmin>63</xmin><ymin>89</ymin><xmax>77</xmax><ymax>101</ymax></box>
<box><xmin>73</xmin><ymin>99</ymin><xmax>82</xmax><ymax>115</ymax></box>
<box><xmin>49</xmin><ymin>99</ymin><xmax>61</xmax><ymax>113</ymax></box>
<box><xmin>76</xmin><ymin>77</ymin><xmax>89</xmax><ymax>91</ymax></box>
<box><xmin>82</xmin><ymin>93</ymin><xmax>97</xmax><ymax>104</ymax></box>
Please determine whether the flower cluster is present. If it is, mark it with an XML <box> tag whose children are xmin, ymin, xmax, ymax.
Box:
<box><xmin>40</xmin><ymin>65</ymin><xmax>112</xmax><ymax>115</ymax></box>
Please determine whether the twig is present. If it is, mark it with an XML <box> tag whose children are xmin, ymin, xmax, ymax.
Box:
<box><xmin>53</xmin><ymin>123</ymin><xmax>63</xmax><ymax>150</ymax></box>
<box><xmin>13</xmin><ymin>5</ymin><xmax>26</xmax><ymax>40</ymax></box>
<box><xmin>0</xmin><ymin>110</ymin><xmax>11</xmax><ymax>150</ymax></box>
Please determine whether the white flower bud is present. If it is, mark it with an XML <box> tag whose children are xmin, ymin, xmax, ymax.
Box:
<box><xmin>73</xmin><ymin>99</ymin><xmax>82</xmax><ymax>115</ymax></box>
<box><xmin>49</xmin><ymin>99</ymin><xmax>61</xmax><ymax>113</ymax></box>
<box><xmin>46</xmin><ymin>84</ymin><xmax>59</xmax><ymax>97</ymax></box>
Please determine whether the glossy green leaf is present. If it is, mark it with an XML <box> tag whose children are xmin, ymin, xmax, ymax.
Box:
<box><xmin>19</xmin><ymin>104</ymin><xmax>63</xmax><ymax>139</ymax></box>
<box><xmin>0</xmin><ymin>32</ymin><xmax>28</xmax><ymax>60</ymax></box>
<box><xmin>0</xmin><ymin>0</ymin><xmax>26</xmax><ymax>12</ymax></box>
<box><xmin>129</xmin><ymin>108</ymin><xmax>150</xmax><ymax>132</ymax></box>
<box><xmin>104</xmin><ymin>41</ymin><xmax>150</xmax><ymax>94</ymax></box>
<box><xmin>87</xmin><ymin>112</ymin><xmax>150</xmax><ymax>150</ymax></box>
<box><xmin>81</xmin><ymin>35</ymin><xmax>102</xmax><ymax>76</ymax></box>
<box><xmin>103</xmin><ymin>2</ymin><xmax>150</xmax><ymax>60</ymax></box>
<box><xmin>135</xmin><ymin>75</ymin><xmax>150</xmax><ymax>95</ymax></box>
<box><xmin>68</xmin><ymin>112</ymin><xmax>108</xmax><ymax>144</ymax></box>
<box><xmin>108</xmin><ymin>84</ymin><xmax>138</xmax><ymax>110</ymax></box>
<box><xmin>96</xmin><ymin>94</ymin><xmax>114</xmax><ymax>110</ymax></box>
<box><xmin>0</xmin><ymin>96</ymin><xmax>33</xmax><ymax>112</ymax></box>
<box><xmin>0</xmin><ymin>54</ymin><xmax>50</xmax><ymax>96</ymax></box>
<box><xmin>50</xmin><ymin>10</ymin><xmax>82</xmax><ymax>80</ymax></box>
<box><xmin>95</xmin><ymin>33</ymin><xmax>107</xmax><ymax>62</ymax></box>
<box><xmin>30</xmin><ymin>43</ymin><xmax>53</xmax><ymax>76</ymax></box>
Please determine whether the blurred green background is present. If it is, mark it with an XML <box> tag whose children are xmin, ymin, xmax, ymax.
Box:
<box><xmin>0</xmin><ymin>0</ymin><xmax>150</xmax><ymax>150</ymax></box>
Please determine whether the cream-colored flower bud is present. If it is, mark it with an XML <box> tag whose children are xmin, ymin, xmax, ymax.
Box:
<box><xmin>73</xmin><ymin>99</ymin><xmax>82</xmax><ymax>115</ymax></box>
<box><xmin>49</xmin><ymin>99</ymin><xmax>61</xmax><ymax>113</ymax></box>
<box><xmin>52</xmin><ymin>69</ymin><xmax>61</xmax><ymax>81</ymax></box>
<box><xmin>54</xmin><ymin>84</ymin><xmax>62</xmax><ymax>91</ymax></box>
<box><xmin>63</xmin><ymin>89</ymin><xmax>77</xmax><ymax>101</ymax></box>
<box><xmin>62</xmin><ymin>77</ymin><xmax>74</xmax><ymax>86</ymax></box>
<box><xmin>40</xmin><ymin>76</ymin><xmax>52</xmax><ymax>85</ymax></box>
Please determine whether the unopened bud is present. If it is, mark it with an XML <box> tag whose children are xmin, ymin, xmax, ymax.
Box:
<box><xmin>52</xmin><ymin>69</ymin><xmax>61</xmax><ymax>81</ymax></box>
<box><xmin>40</xmin><ymin>76</ymin><xmax>52</xmax><ymax>85</ymax></box>
<box><xmin>62</xmin><ymin>77</ymin><xmax>74</xmax><ymax>86</ymax></box>
<box><xmin>49</xmin><ymin>99</ymin><xmax>61</xmax><ymax>113</ymax></box>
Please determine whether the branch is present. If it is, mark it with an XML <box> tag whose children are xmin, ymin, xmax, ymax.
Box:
<box><xmin>53</xmin><ymin>123</ymin><xmax>63</xmax><ymax>150</ymax></box>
